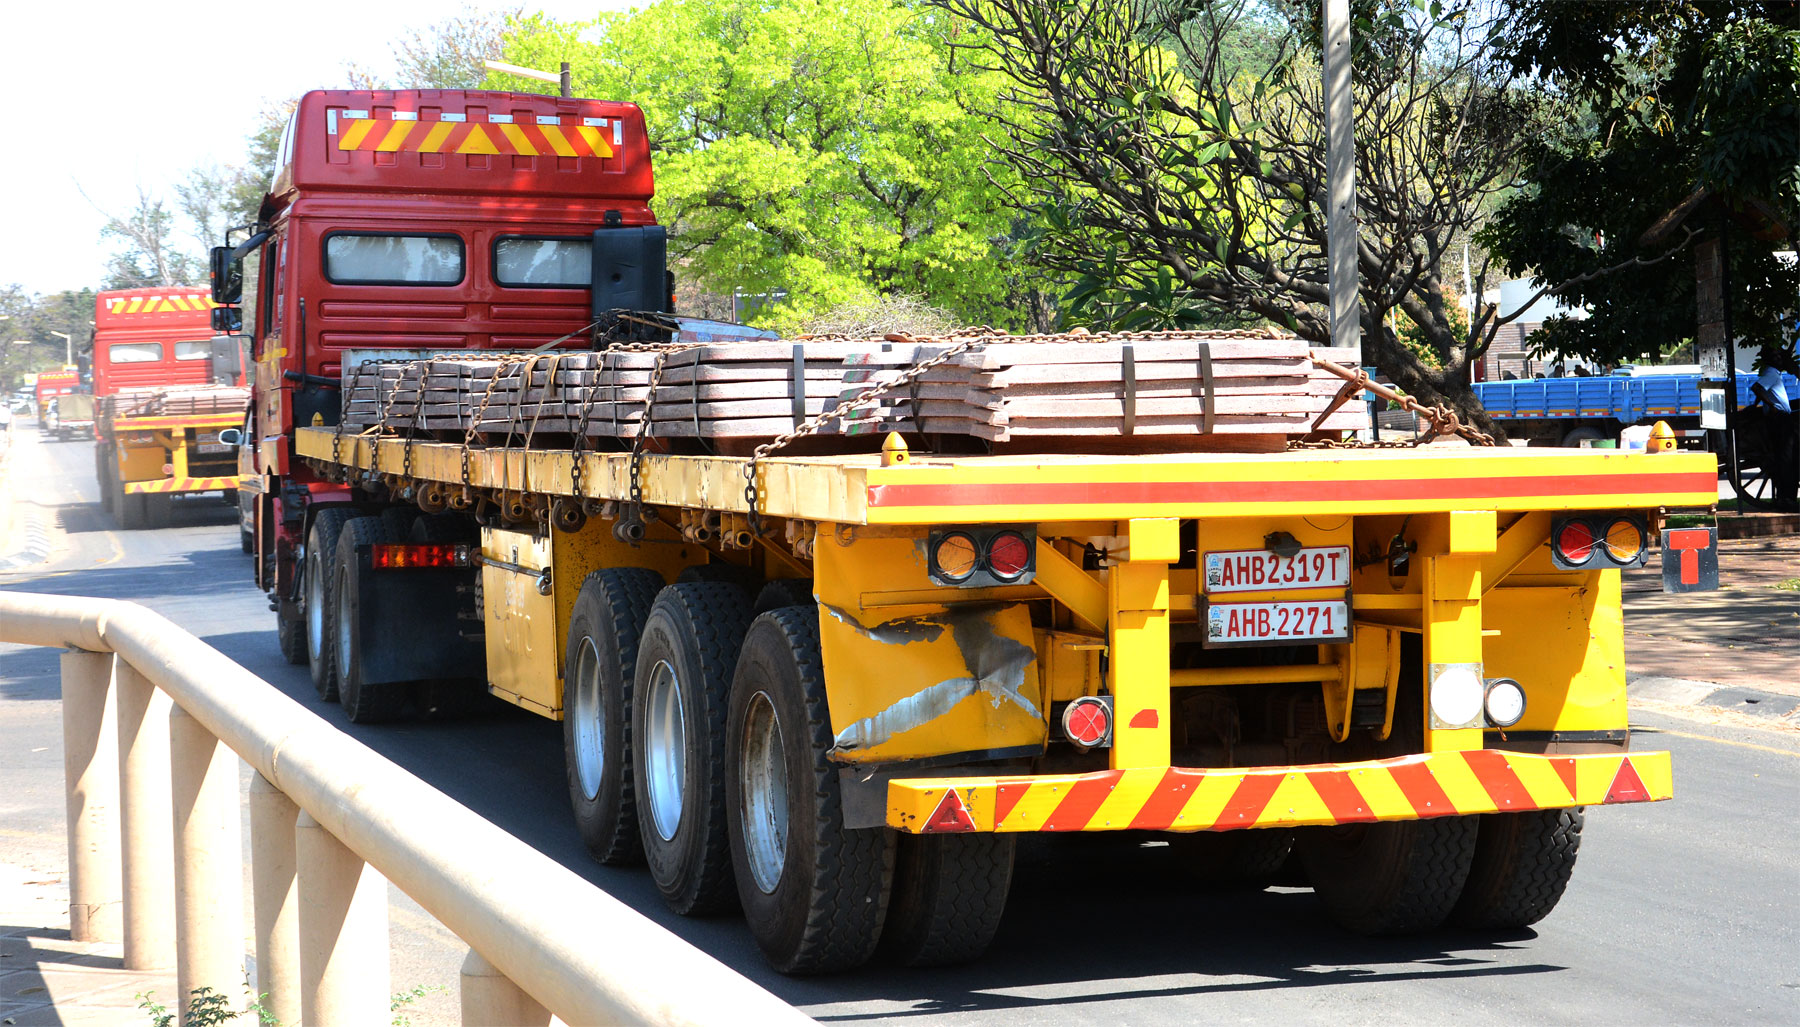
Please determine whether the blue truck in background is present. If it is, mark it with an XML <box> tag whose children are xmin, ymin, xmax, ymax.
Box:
<box><xmin>1472</xmin><ymin>366</ymin><xmax>1799</xmax><ymax>448</ymax></box>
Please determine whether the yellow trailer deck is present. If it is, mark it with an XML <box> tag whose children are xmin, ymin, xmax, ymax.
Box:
<box><xmin>293</xmin><ymin>423</ymin><xmax>1718</xmax><ymax>966</ymax></box>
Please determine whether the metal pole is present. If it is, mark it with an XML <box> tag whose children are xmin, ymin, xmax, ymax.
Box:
<box><xmin>1323</xmin><ymin>0</ymin><xmax>1361</xmax><ymax>366</ymax></box>
<box><xmin>461</xmin><ymin>947</ymin><xmax>553</xmax><ymax>1027</ymax></box>
<box><xmin>297</xmin><ymin>810</ymin><xmax>391</xmax><ymax>1025</ymax></box>
<box><xmin>1718</xmin><ymin>215</ymin><xmax>1745</xmax><ymax>511</ymax></box>
<box><xmin>560</xmin><ymin>61</ymin><xmax>572</xmax><ymax>99</ymax></box>
<box><xmin>61</xmin><ymin>650</ymin><xmax>121</xmax><ymax>943</ymax></box>
<box><xmin>250</xmin><ymin>773</ymin><xmax>301</xmax><ymax>1027</ymax></box>
<box><xmin>170</xmin><ymin>707</ymin><xmax>247</xmax><ymax>1020</ymax></box>
<box><xmin>114</xmin><ymin>662</ymin><xmax>176</xmax><ymax>970</ymax></box>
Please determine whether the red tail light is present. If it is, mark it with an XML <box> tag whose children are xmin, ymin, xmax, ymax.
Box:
<box><xmin>1553</xmin><ymin>521</ymin><xmax>1596</xmax><ymax>564</ymax></box>
<box><xmin>370</xmin><ymin>543</ymin><xmax>468</xmax><ymax>569</ymax></box>
<box><xmin>985</xmin><ymin>531</ymin><xmax>1031</xmax><ymax>580</ymax></box>
<box><xmin>1061</xmin><ymin>696</ymin><xmax>1113</xmax><ymax>749</ymax></box>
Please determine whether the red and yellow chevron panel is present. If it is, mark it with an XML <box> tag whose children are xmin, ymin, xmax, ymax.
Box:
<box><xmin>336</xmin><ymin>117</ymin><xmax>614</xmax><ymax>158</ymax></box>
<box><xmin>102</xmin><ymin>292</ymin><xmax>216</xmax><ymax>317</ymax></box>
<box><xmin>887</xmin><ymin>749</ymin><xmax>1671</xmax><ymax>834</ymax></box>
<box><xmin>123</xmin><ymin>475</ymin><xmax>241</xmax><ymax>496</ymax></box>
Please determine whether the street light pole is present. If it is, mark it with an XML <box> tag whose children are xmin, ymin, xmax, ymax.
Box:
<box><xmin>49</xmin><ymin>330</ymin><xmax>72</xmax><ymax>365</ymax></box>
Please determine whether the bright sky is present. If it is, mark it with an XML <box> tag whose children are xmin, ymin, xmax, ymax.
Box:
<box><xmin>0</xmin><ymin>1</ymin><xmax>633</xmax><ymax>296</ymax></box>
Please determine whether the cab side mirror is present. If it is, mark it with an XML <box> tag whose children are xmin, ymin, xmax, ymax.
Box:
<box><xmin>211</xmin><ymin>246</ymin><xmax>243</xmax><ymax>304</ymax></box>
<box><xmin>217</xmin><ymin>428</ymin><xmax>243</xmax><ymax>447</ymax></box>
<box><xmin>211</xmin><ymin>307</ymin><xmax>242</xmax><ymax>333</ymax></box>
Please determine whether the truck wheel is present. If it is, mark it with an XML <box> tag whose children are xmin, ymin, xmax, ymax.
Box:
<box><xmin>727</xmin><ymin>607</ymin><xmax>895</xmax><ymax>973</ymax></box>
<box><xmin>632</xmin><ymin>581</ymin><xmax>754</xmax><ymax>916</ymax></box>
<box><xmin>335</xmin><ymin>516</ymin><xmax>407</xmax><ymax>723</ymax></box>
<box><xmin>752</xmin><ymin>579</ymin><xmax>814</xmax><ymax>615</ymax></box>
<box><xmin>117</xmin><ymin>491</ymin><xmax>150</xmax><ymax>530</ymax></box>
<box><xmin>144</xmin><ymin>494</ymin><xmax>173</xmax><ymax>530</ymax></box>
<box><xmin>882</xmin><ymin>832</ymin><xmax>1014</xmax><ymax>967</ymax></box>
<box><xmin>1297</xmin><ymin>816</ymin><xmax>1477</xmax><ymax>934</ymax></box>
<box><xmin>305</xmin><ymin>507</ymin><xmax>356</xmax><ymax>701</ymax></box>
<box><xmin>276</xmin><ymin>598</ymin><xmax>307</xmax><ymax>666</ymax></box>
<box><xmin>1451</xmin><ymin>808</ymin><xmax>1584</xmax><ymax>929</ymax></box>
<box><xmin>241</xmin><ymin>523</ymin><xmax>256</xmax><ymax>554</ymax></box>
<box><xmin>564</xmin><ymin>567</ymin><xmax>664</xmax><ymax>866</ymax></box>
<box><xmin>1560</xmin><ymin>425</ymin><xmax>1605</xmax><ymax>448</ymax></box>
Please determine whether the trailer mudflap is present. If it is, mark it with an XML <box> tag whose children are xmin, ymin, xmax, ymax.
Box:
<box><xmin>886</xmin><ymin>748</ymin><xmax>1671</xmax><ymax>834</ymax></box>
<box><xmin>349</xmin><ymin>549</ymin><xmax>483</xmax><ymax>686</ymax></box>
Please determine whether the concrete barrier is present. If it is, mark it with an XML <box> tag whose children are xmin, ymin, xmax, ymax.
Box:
<box><xmin>1</xmin><ymin>590</ymin><xmax>814</xmax><ymax>1027</ymax></box>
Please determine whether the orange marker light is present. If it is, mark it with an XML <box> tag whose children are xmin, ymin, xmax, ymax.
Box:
<box><xmin>932</xmin><ymin>532</ymin><xmax>979</xmax><ymax>582</ymax></box>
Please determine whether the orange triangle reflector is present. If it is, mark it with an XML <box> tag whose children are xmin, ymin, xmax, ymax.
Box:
<box><xmin>924</xmin><ymin>789</ymin><xmax>977</xmax><ymax>833</ymax></box>
<box><xmin>1605</xmin><ymin>758</ymin><xmax>1650</xmax><ymax>804</ymax></box>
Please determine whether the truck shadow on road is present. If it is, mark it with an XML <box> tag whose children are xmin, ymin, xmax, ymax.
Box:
<box><xmin>47</xmin><ymin>496</ymin><xmax>238</xmax><ymax>536</ymax></box>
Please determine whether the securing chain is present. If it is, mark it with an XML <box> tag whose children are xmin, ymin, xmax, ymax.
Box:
<box><xmin>1306</xmin><ymin>357</ymin><xmax>1497</xmax><ymax>447</ymax></box>
<box><xmin>741</xmin><ymin>330</ymin><xmax>996</xmax><ymax>537</ymax></box>
<box><xmin>334</xmin><ymin>360</ymin><xmax>377</xmax><ymax>484</ymax></box>
<box><xmin>619</xmin><ymin>352</ymin><xmax>672</xmax><ymax>539</ymax></box>
<box><xmin>461</xmin><ymin>355</ymin><xmax>530</xmax><ymax>491</ymax></box>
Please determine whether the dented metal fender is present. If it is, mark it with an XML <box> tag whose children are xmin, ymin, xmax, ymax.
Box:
<box><xmin>815</xmin><ymin>529</ymin><xmax>1047</xmax><ymax>765</ymax></box>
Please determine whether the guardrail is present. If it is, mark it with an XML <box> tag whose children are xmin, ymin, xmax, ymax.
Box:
<box><xmin>1</xmin><ymin>591</ymin><xmax>814</xmax><ymax>1026</ymax></box>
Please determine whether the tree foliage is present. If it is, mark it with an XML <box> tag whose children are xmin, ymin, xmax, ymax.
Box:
<box><xmin>495</xmin><ymin>0</ymin><xmax>1030</xmax><ymax>328</ymax></box>
<box><xmin>939</xmin><ymin>0</ymin><xmax>1548</xmax><ymax>426</ymax></box>
<box><xmin>1482</xmin><ymin>1</ymin><xmax>1800</xmax><ymax>367</ymax></box>
<box><xmin>0</xmin><ymin>284</ymin><xmax>98</xmax><ymax>390</ymax></box>
<box><xmin>93</xmin><ymin>187</ymin><xmax>202</xmax><ymax>290</ymax></box>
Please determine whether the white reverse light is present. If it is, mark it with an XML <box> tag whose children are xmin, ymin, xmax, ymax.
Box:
<box><xmin>1484</xmin><ymin>678</ymin><xmax>1527</xmax><ymax>728</ymax></box>
<box><xmin>1430</xmin><ymin>665</ymin><xmax>1485</xmax><ymax>728</ymax></box>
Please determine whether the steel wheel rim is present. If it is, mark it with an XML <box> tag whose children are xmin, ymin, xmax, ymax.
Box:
<box><xmin>335</xmin><ymin>564</ymin><xmax>353</xmax><ymax>681</ymax></box>
<box><xmin>571</xmin><ymin>637</ymin><xmax>604</xmax><ymax>801</ymax></box>
<box><xmin>739</xmin><ymin>690</ymin><xmax>789</xmax><ymax>894</ymax></box>
<box><xmin>305</xmin><ymin>545</ymin><xmax>325</xmax><ymax>659</ymax></box>
<box><xmin>644</xmin><ymin>658</ymin><xmax>686</xmax><ymax>842</ymax></box>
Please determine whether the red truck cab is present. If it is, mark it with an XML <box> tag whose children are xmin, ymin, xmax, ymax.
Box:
<box><xmin>212</xmin><ymin>88</ymin><xmax>664</xmax><ymax>608</ymax></box>
<box><xmin>92</xmin><ymin>288</ymin><xmax>227</xmax><ymax>399</ymax></box>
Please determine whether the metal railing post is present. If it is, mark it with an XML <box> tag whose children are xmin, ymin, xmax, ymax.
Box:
<box><xmin>297</xmin><ymin>809</ymin><xmax>390</xmax><ymax>1025</ymax></box>
<box><xmin>60</xmin><ymin>649</ymin><xmax>121</xmax><ymax>943</ymax></box>
<box><xmin>114</xmin><ymin>661</ymin><xmax>176</xmax><ymax>970</ymax></box>
<box><xmin>170</xmin><ymin>706</ymin><xmax>247</xmax><ymax>1017</ymax></box>
<box><xmin>461</xmin><ymin>947</ymin><xmax>552</xmax><ymax>1027</ymax></box>
<box><xmin>250</xmin><ymin>773</ymin><xmax>301</xmax><ymax>1027</ymax></box>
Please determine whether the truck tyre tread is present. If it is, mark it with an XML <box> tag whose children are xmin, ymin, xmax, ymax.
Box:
<box><xmin>882</xmin><ymin>832</ymin><xmax>1014</xmax><ymax>967</ymax></box>
<box><xmin>118</xmin><ymin>490</ymin><xmax>148</xmax><ymax>530</ymax></box>
<box><xmin>276</xmin><ymin>599</ymin><xmax>307</xmax><ymax>665</ymax></box>
<box><xmin>564</xmin><ymin>566</ymin><xmax>665</xmax><ymax>866</ymax></box>
<box><xmin>727</xmin><ymin>607</ymin><xmax>895</xmax><ymax>974</ymax></box>
<box><xmin>633</xmin><ymin>580</ymin><xmax>754</xmax><ymax>916</ymax></box>
<box><xmin>1451</xmin><ymin>807</ymin><xmax>1583</xmax><ymax>930</ymax></box>
<box><xmin>380</xmin><ymin>506</ymin><xmax>418</xmax><ymax>540</ymax></box>
<box><xmin>305</xmin><ymin>507</ymin><xmax>357</xmax><ymax>702</ymax></box>
<box><xmin>752</xmin><ymin>579</ymin><xmax>814</xmax><ymax>616</ymax></box>
<box><xmin>335</xmin><ymin>516</ymin><xmax>407</xmax><ymax>723</ymax></box>
<box><xmin>1298</xmin><ymin>815</ymin><xmax>1477</xmax><ymax>935</ymax></box>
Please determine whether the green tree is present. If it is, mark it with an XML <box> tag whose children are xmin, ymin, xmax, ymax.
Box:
<box><xmin>94</xmin><ymin>187</ymin><xmax>202</xmax><ymax>290</ymax></box>
<box><xmin>941</xmin><ymin>0</ymin><xmax>1569</xmax><ymax>430</ymax></box>
<box><xmin>495</xmin><ymin>0</ymin><xmax>1029</xmax><ymax>328</ymax></box>
<box><xmin>1482</xmin><ymin>2</ymin><xmax>1800</xmax><ymax>368</ymax></box>
<box><xmin>0</xmin><ymin>285</ymin><xmax>98</xmax><ymax>389</ymax></box>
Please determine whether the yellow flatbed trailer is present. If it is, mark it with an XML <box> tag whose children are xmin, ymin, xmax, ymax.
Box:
<box><xmin>293</xmin><ymin>424</ymin><xmax>1717</xmax><ymax>968</ymax></box>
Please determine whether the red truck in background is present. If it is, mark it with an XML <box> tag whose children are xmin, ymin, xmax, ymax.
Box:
<box><xmin>209</xmin><ymin>88</ymin><xmax>663</xmax><ymax>664</ymax></box>
<box><xmin>90</xmin><ymin>286</ymin><xmax>250</xmax><ymax>529</ymax></box>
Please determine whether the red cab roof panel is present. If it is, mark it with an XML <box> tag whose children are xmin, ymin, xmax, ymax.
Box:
<box><xmin>275</xmin><ymin>89</ymin><xmax>655</xmax><ymax>205</ymax></box>
<box><xmin>94</xmin><ymin>287</ymin><xmax>217</xmax><ymax>330</ymax></box>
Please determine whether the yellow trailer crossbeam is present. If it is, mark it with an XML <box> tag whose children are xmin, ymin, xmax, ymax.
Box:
<box><xmin>295</xmin><ymin>427</ymin><xmax>1719</xmax><ymax>526</ymax></box>
<box><xmin>887</xmin><ymin>748</ymin><xmax>1671</xmax><ymax>834</ymax></box>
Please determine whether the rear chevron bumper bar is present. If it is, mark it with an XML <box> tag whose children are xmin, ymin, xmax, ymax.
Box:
<box><xmin>887</xmin><ymin>749</ymin><xmax>1670</xmax><ymax>834</ymax></box>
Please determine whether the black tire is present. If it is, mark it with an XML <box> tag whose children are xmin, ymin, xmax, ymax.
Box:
<box><xmin>276</xmin><ymin>598</ymin><xmax>307</xmax><ymax>665</ymax></box>
<box><xmin>305</xmin><ymin>507</ymin><xmax>357</xmax><ymax>702</ymax></box>
<box><xmin>564</xmin><ymin>567</ymin><xmax>665</xmax><ymax>865</ymax></box>
<box><xmin>753</xmin><ymin>579</ymin><xmax>814</xmax><ymax>616</ymax></box>
<box><xmin>117</xmin><ymin>490</ymin><xmax>149</xmax><ymax>530</ymax></box>
<box><xmin>882</xmin><ymin>832</ymin><xmax>1014</xmax><ymax>967</ymax></box>
<box><xmin>1297</xmin><ymin>816</ymin><xmax>1478</xmax><ymax>935</ymax></box>
<box><xmin>727</xmin><ymin>607</ymin><xmax>895</xmax><ymax>974</ymax></box>
<box><xmin>1560</xmin><ymin>425</ymin><xmax>1605</xmax><ymax>448</ymax></box>
<box><xmin>334</xmin><ymin>516</ymin><xmax>407</xmax><ymax>723</ymax></box>
<box><xmin>240</xmin><ymin>521</ymin><xmax>255</xmax><ymax>554</ymax></box>
<box><xmin>632</xmin><ymin>581</ymin><xmax>754</xmax><ymax>916</ymax></box>
<box><xmin>1452</xmin><ymin>808</ymin><xmax>1584</xmax><ymax>929</ymax></box>
<box><xmin>380</xmin><ymin>506</ymin><xmax>418</xmax><ymax>539</ymax></box>
<box><xmin>677</xmin><ymin>561</ymin><xmax>760</xmax><ymax>592</ymax></box>
<box><xmin>410</xmin><ymin>513</ymin><xmax>477</xmax><ymax>544</ymax></box>
<box><xmin>1175</xmin><ymin>828</ymin><xmax>1295</xmax><ymax>888</ymax></box>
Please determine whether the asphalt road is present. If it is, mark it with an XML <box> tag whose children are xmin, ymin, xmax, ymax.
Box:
<box><xmin>3</xmin><ymin>425</ymin><xmax>1798</xmax><ymax>1026</ymax></box>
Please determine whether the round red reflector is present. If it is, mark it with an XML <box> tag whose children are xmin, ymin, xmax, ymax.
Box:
<box><xmin>986</xmin><ymin>531</ymin><xmax>1031</xmax><ymax>580</ymax></box>
<box><xmin>1062</xmin><ymin>697</ymin><xmax>1111</xmax><ymax>748</ymax></box>
<box><xmin>1555</xmin><ymin>521</ymin><xmax>1595</xmax><ymax>563</ymax></box>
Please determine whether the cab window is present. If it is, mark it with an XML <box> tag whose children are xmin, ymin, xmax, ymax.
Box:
<box><xmin>175</xmin><ymin>340</ymin><xmax>211</xmax><ymax>360</ymax></box>
<box><xmin>494</xmin><ymin>237</ymin><xmax>591</xmax><ymax>288</ymax></box>
<box><xmin>109</xmin><ymin>342</ymin><xmax>163</xmax><ymax>363</ymax></box>
<box><xmin>324</xmin><ymin>233</ymin><xmax>464</xmax><ymax>285</ymax></box>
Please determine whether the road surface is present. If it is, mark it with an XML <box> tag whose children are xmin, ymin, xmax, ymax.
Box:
<box><xmin>3</xmin><ymin>426</ymin><xmax>1796</xmax><ymax>1025</ymax></box>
